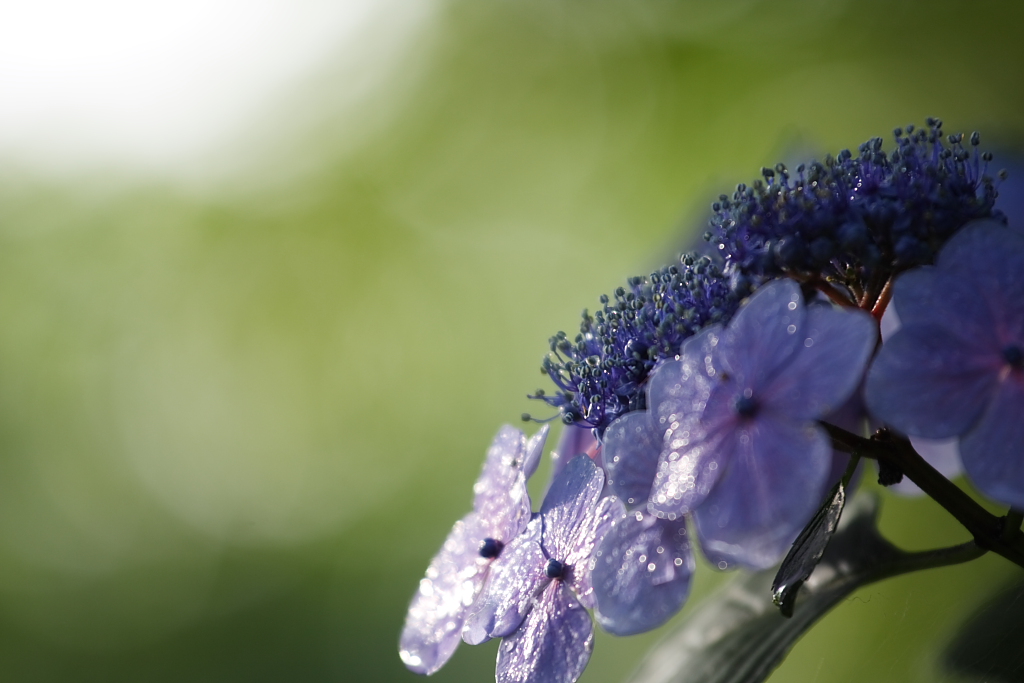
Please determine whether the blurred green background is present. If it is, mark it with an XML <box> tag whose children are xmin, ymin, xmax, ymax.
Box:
<box><xmin>0</xmin><ymin>0</ymin><xmax>1022</xmax><ymax>681</ymax></box>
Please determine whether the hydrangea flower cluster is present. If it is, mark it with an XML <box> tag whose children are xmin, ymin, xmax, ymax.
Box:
<box><xmin>401</xmin><ymin>122</ymin><xmax>1024</xmax><ymax>683</ymax></box>
<box><xmin>705</xmin><ymin>119</ymin><xmax>1004</xmax><ymax>303</ymax></box>
<box><xmin>531</xmin><ymin>253</ymin><xmax>744</xmax><ymax>433</ymax></box>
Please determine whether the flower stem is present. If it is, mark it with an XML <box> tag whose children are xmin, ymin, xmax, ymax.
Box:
<box><xmin>821</xmin><ymin>422</ymin><xmax>1024</xmax><ymax>570</ymax></box>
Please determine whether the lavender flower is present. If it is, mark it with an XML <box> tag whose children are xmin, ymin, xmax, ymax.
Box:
<box><xmin>399</xmin><ymin>424</ymin><xmax>548</xmax><ymax>675</ymax></box>
<box><xmin>592</xmin><ymin>409</ymin><xmax>694</xmax><ymax>635</ymax></box>
<box><xmin>464</xmin><ymin>454</ymin><xmax>623</xmax><ymax>683</ymax></box>
<box><xmin>705</xmin><ymin>119</ymin><xmax>1003</xmax><ymax>300</ymax></box>
<box><xmin>547</xmin><ymin>423</ymin><xmax>600</xmax><ymax>482</ymax></box>
<box><xmin>532</xmin><ymin>253</ymin><xmax>744</xmax><ymax>434</ymax></box>
<box><xmin>865</xmin><ymin>220</ymin><xmax>1024</xmax><ymax>508</ymax></box>
<box><xmin>646</xmin><ymin>279</ymin><xmax>875</xmax><ymax>569</ymax></box>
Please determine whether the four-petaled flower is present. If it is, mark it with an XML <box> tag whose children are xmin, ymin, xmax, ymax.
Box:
<box><xmin>643</xmin><ymin>279</ymin><xmax>875</xmax><ymax>569</ymax></box>
<box><xmin>400</xmin><ymin>424</ymin><xmax>548</xmax><ymax>674</ymax></box>
<box><xmin>866</xmin><ymin>220</ymin><xmax>1024</xmax><ymax>508</ymax></box>
<box><xmin>464</xmin><ymin>454</ymin><xmax>623</xmax><ymax>683</ymax></box>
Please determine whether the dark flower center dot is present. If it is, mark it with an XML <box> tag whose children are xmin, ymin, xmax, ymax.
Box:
<box><xmin>479</xmin><ymin>538</ymin><xmax>504</xmax><ymax>559</ymax></box>
<box><xmin>1003</xmin><ymin>345</ymin><xmax>1024</xmax><ymax>369</ymax></box>
<box><xmin>733</xmin><ymin>395</ymin><xmax>759</xmax><ymax>418</ymax></box>
<box><xmin>545</xmin><ymin>559</ymin><xmax>565</xmax><ymax>579</ymax></box>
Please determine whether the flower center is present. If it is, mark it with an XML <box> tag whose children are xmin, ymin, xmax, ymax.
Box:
<box><xmin>478</xmin><ymin>538</ymin><xmax>504</xmax><ymax>559</ymax></box>
<box><xmin>1003</xmin><ymin>345</ymin><xmax>1024</xmax><ymax>369</ymax></box>
<box><xmin>545</xmin><ymin>558</ymin><xmax>565</xmax><ymax>579</ymax></box>
<box><xmin>733</xmin><ymin>395</ymin><xmax>759</xmax><ymax>418</ymax></box>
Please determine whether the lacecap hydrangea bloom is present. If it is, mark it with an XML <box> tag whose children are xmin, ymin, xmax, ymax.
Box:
<box><xmin>590</xmin><ymin>279</ymin><xmax>875</xmax><ymax>634</ymax></box>
<box><xmin>401</xmin><ymin>121</ymin><xmax>1016</xmax><ymax>683</ymax></box>
<box><xmin>866</xmin><ymin>220</ymin><xmax>1024</xmax><ymax>507</ymax></box>
<box><xmin>400</xmin><ymin>424</ymin><xmax>548</xmax><ymax>674</ymax></box>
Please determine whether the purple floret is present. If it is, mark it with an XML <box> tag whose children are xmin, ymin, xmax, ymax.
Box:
<box><xmin>399</xmin><ymin>424</ymin><xmax>548</xmax><ymax>675</ymax></box>
<box><xmin>592</xmin><ymin>409</ymin><xmax>695</xmax><ymax>635</ymax></box>
<box><xmin>463</xmin><ymin>455</ymin><xmax>623</xmax><ymax>683</ymax></box>
<box><xmin>865</xmin><ymin>220</ymin><xmax>1024</xmax><ymax>508</ymax></box>
<box><xmin>650</xmin><ymin>279</ymin><xmax>876</xmax><ymax>569</ymax></box>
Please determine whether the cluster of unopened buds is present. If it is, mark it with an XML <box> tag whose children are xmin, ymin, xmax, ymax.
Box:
<box><xmin>399</xmin><ymin>119</ymin><xmax>1024</xmax><ymax>683</ymax></box>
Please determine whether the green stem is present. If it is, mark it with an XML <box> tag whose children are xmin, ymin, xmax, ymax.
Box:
<box><xmin>821</xmin><ymin>422</ymin><xmax>1024</xmax><ymax>570</ymax></box>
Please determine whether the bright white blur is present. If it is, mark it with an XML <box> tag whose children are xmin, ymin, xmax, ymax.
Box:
<box><xmin>0</xmin><ymin>0</ymin><xmax>422</xmax><ymax>175</ymax></box>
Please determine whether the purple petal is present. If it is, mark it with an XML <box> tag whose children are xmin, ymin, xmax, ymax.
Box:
<box><xmin>821</xmin><ymin>394</ymin><xmax>868</xmax><ymax>489</ymax></box>
<box><xmin>463</xmin><ymin>518</ymin><xmax>548</xmax><ymax>644</ymax></box>
<box><xmin>865</xmin><ymin>325</ymin><xmax>1001</xmax><ymax>439</ymax></box>
<box><xmin>647</xmin><ymin>326</ymin><xmax>723</xmax><ymax>429</ymax></box>
<box><xmin>960</xmin><ymin>377</ymin><xmax>1024</xmax><ymax>509</ymax></box>
<box><xmin>890</xmin><ymin>437</ymin><xmax>962</xmax><ymax>496</ymax></box>
<box><xmin>939</xmin><ymin>221</ymin><xmax>1024</xmax><ymax>343</ymax></box>
<box><xmin>592</xmin><ymin>512</ymin><xmax>694</xmax><ymax>636</ymax></box>
<box><xmin>522</xmin><ymin>425</ymin><xmax>550</xmax><ymax>480</ymax></box>
<box><xmin>647</xmin><ymin>416</ymin><xmax>729</xmax><ymax>520</ymax></box>
<box><xmin>496</xmin><ymin>582</ymin><xmax>594</xmax><ymax>683</ymax></box>
<box><xmin>474</xmin><ymin>426</ymin><xmax>537</xmax><ymax>543</ymax></box>
<box><xmin>475</xmin><ymin>426</ymin><xmax>528</xmax><ymax>510</ymax></box>
<box><xmin>762</xmin><ymin>305</ymin><xmax>876</xmax><ymax>420</ymax></box>
<box><xmin>719</xmin><ymin>279</ymin><xmax>805</xmax><ymax>389</ymax></box>
<box><xmin>603</xmin><ymin>410</ymin><xmax>662</xmax><ymax>507</ymax></box>
<box><xmin>539</xmin><ymin>455</ymin><xmax>605</xmax><ymax>562</ymax></box>
<box><xmin>400</xmin><ymin>513</ymin><xmax>490</xmax><ymax>674</ymax></box>
<box><xmin>893</xmin><ymin>267</ymin><xmax>999</xmax><ymax>348</ymax></box>
<box><xmin>879</xmin><ymin>302</ymin><xmax>900</xmax><ymax>342</ymax></box>
<box><xmin>549</xmin><ymin>425</ymin><xmax>598</xmax><ymax>481</ymax></box>
<box><xmin>693</xmin><ymin>416</ymin><xmax>831</xmax><ymax>570</ymax></box>
<box><xmin>567</xmin><ymin>495</ymin><xmax>625</xmax><ymax>610</ymax></box>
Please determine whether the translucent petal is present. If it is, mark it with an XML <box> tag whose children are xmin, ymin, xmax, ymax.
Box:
<box><xmin>647</xmin><ymin>326</ymin><xmax>722</xmax><ymax>429</ymax></box>
<box><xmin>549</xmin><ymin>424</ymin><xmax>598</xmax><ymax>481</ymax></box>
<box><xmin>865</xmin><ymin>325</ymin><xmax>1000</xmax><ymax>438</ymax></box>
<box><xmin>567</xmin><ymin>495</ymin><xmax>625</xmax><ymax>610</ymax></box>
<box><xmin>894</xmin><ymin>267</ymin><xmax>998</xmax><ymax>349</ymax></box>
<box><xmin>879</xmin><ymin>302</ymin><xmax>900</xmax><ymax>342</ymax></box>
<box><xmin>474</xmin><ymin>425</ymin><xmax>538</xmax><ymax>544</ymax></box>
<box><xmin>939</xmin><ymin>221</ymin><xmax>1024</xmax><ymax>342</ymax></box>
<box><xmin>400</xmin><ymin>513</ymin><xmax>490</xmax><ymax>674</ymax></box>
<box><xmin>647</xmin><ymin>418</ymin><xmax>729</xmax><ymax>520</ymax></box>
<box><xmin>463</xmin><ymin>518</ymin><xmax>548</xmax><ymax>645</ymax></box>
<box><xmin>719</xmin><ymin>279</ymin><xmax>805</xmax><ymax>389</ymax></box>
<box><xmin>522</xmin><ymin>424</ymin><xmax>550</xmax><ymax>480</ymax></box>
<box><xmin>474</xmin><ymin>425</ymin><xmax>529</xmax><ymax>511</ymax></box>
<box><xmin>678</xmin><ymin>324</ymin><xmax>725</xmax><ymax>378</ymax></box>
<box><xmin>693</xmin><ymin>417</ymin><xmax>831</xmax><ymax>571</ymax></box>
<box><xmin>496</xmin><ymin>582</ymin><xmax>594</xmax><ymax>683</ymax></box>
<box><xmin>592</xmin><ymin>512</ymin><xmax>694</xmax><ymax>636</ymax></box>
<box><xmin>960</xmin><ymin>377</ymin><xmax>1024</xmax><ymax>509</ymax></box>
<box><xmin>539</xmin><ymin>455</ymin><xmax>605</xmax><ymax>562</ymax></box>
<box><xmin>762</xmin><ymin>305</ymin><xmax>876</xmax><ymax>419</ymax></box>
<box><xmin>603</xmin><ymin>411</ymin><xmax>662</xmax><ymax>508</ymax></box>
<box><xmin>821</xmin><ymin>392</ymin><xmax>868</xmax><ymax>487</ymax></box>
